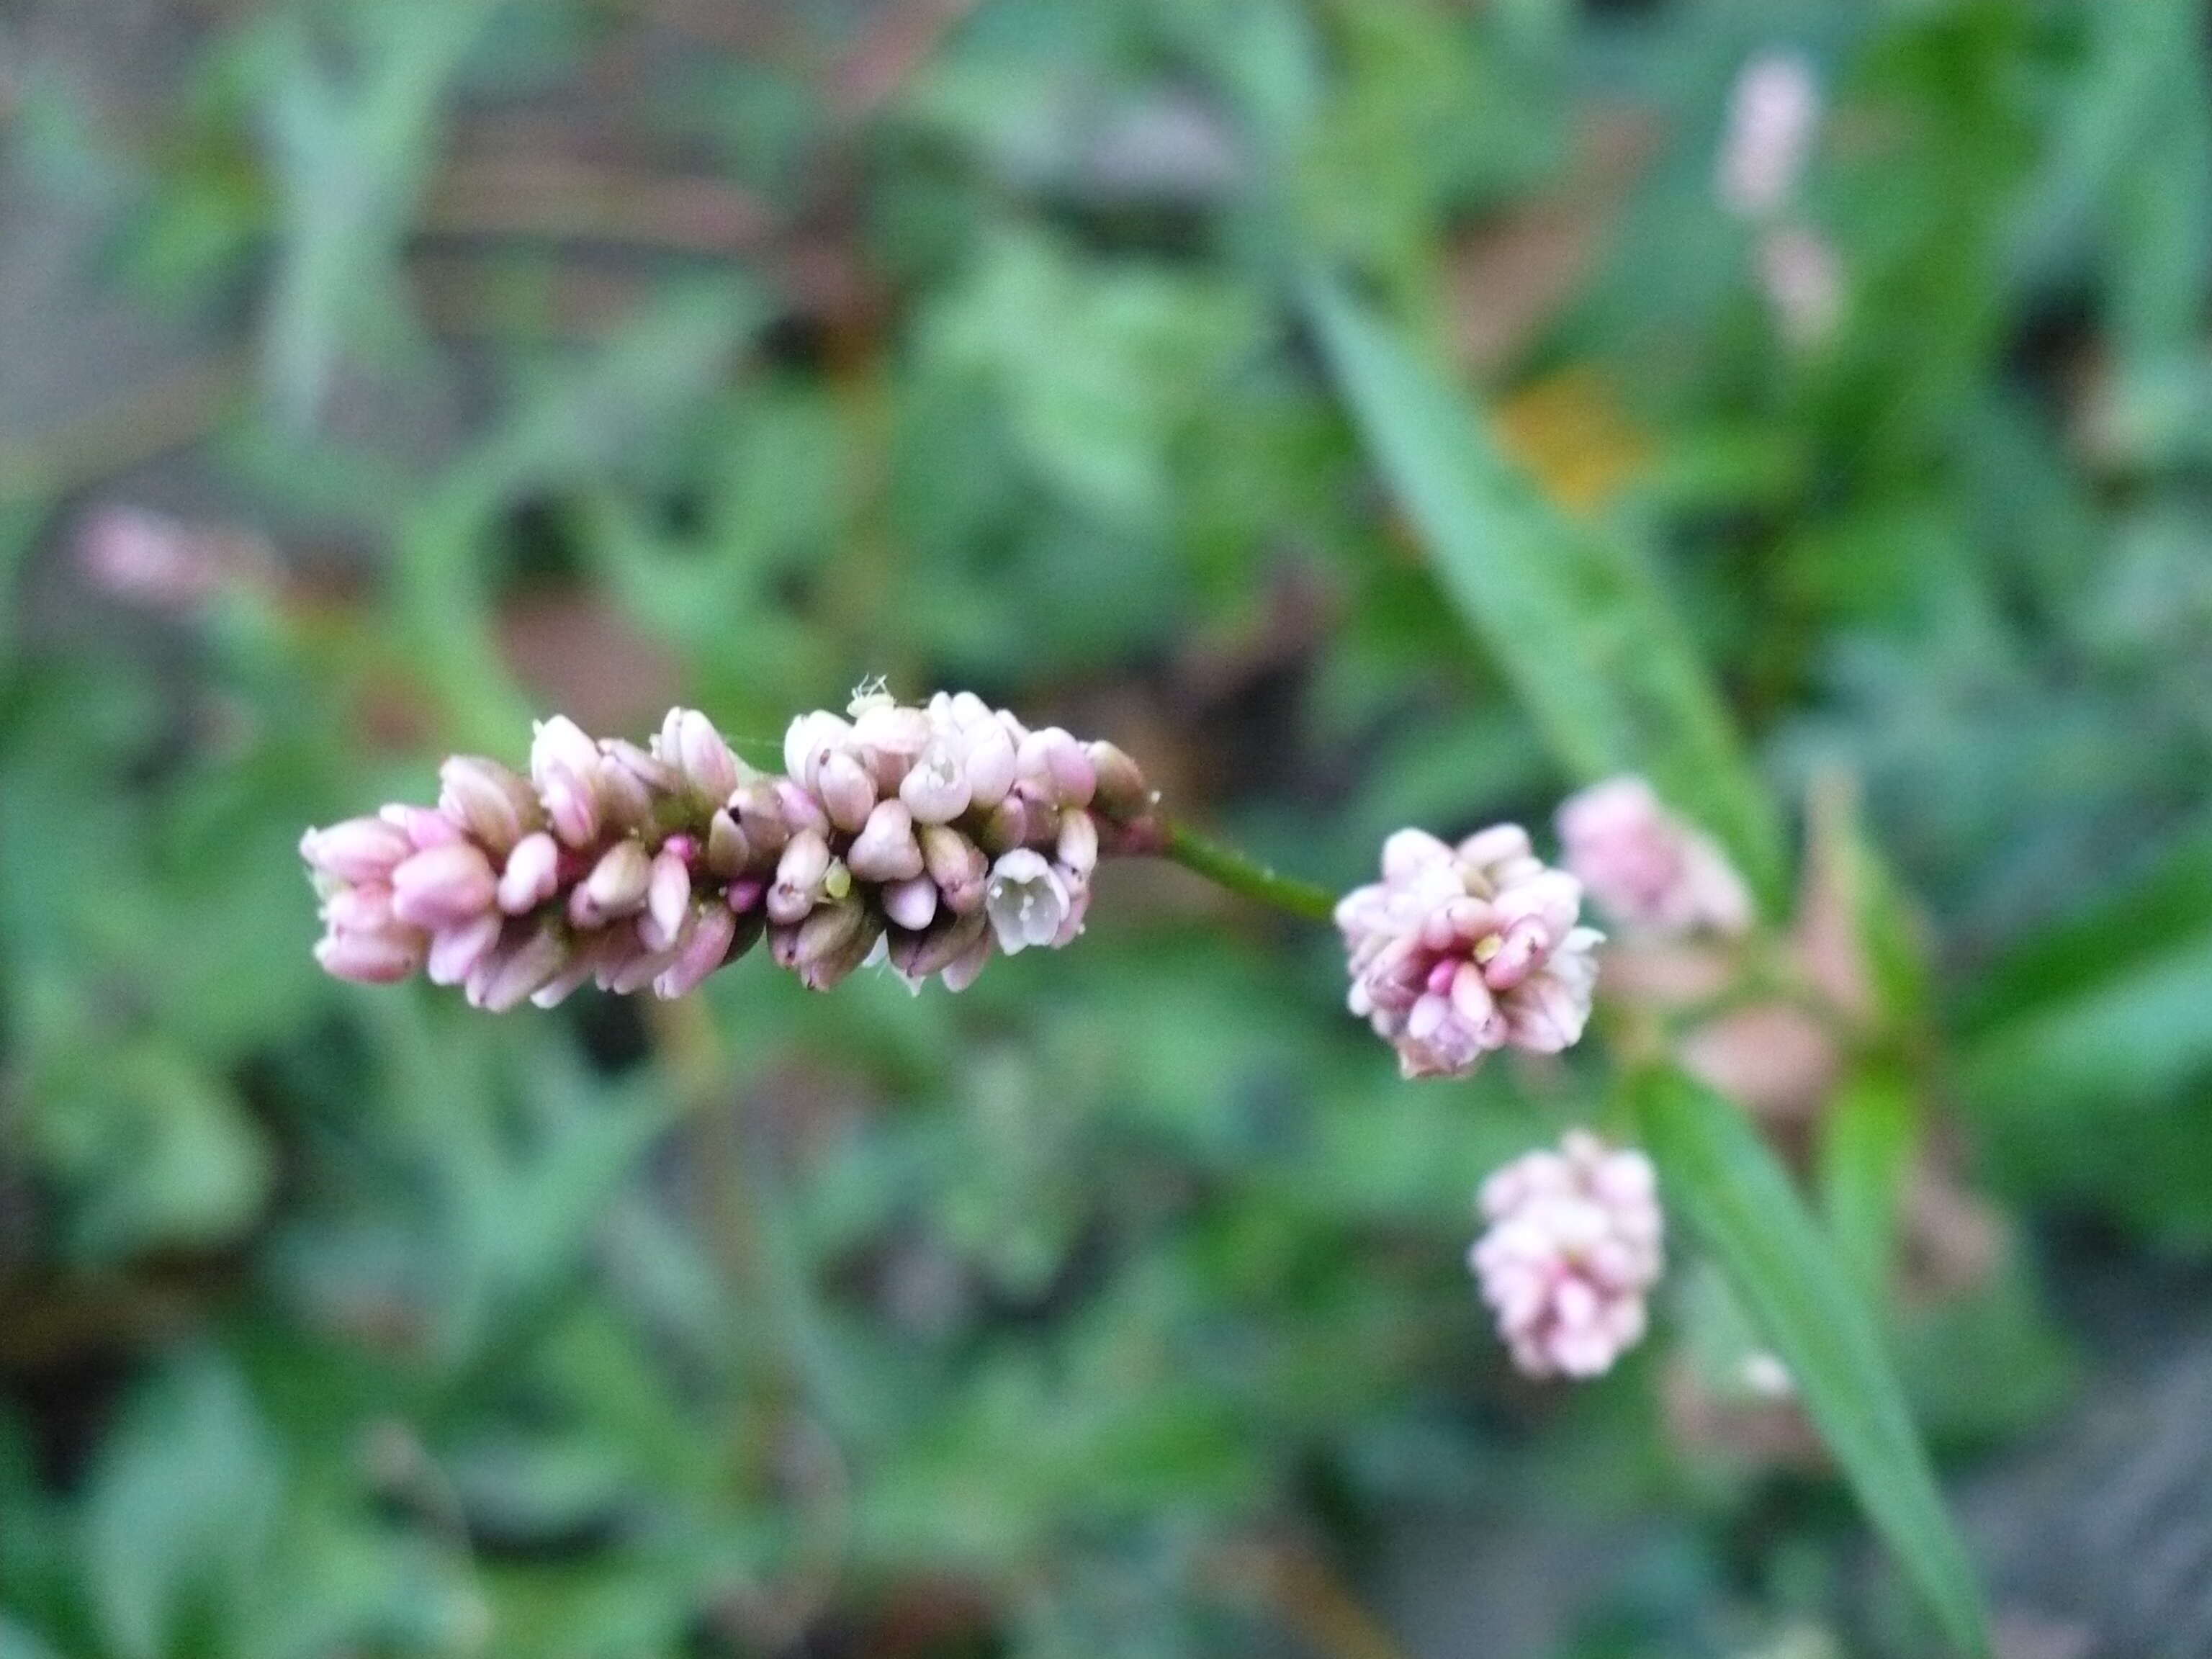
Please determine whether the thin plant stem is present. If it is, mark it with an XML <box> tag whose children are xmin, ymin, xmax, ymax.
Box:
<box><xmin>1159</xmin><ymin>820</ymin><xmax>1339</xmax><ymax>925</ymax></box>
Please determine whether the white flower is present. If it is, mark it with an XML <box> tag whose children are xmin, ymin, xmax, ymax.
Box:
<box><xmin>985</xmin><ymin>848</ymin><xmax>1072</xmax><ymax>954</ymax></box>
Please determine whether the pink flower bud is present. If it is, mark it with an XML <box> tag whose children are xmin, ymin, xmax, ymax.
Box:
<box><xmin>382</xmin><ymin>804</ymin><xmax>465</xmax><ymax>851</ymax></box>
<box><xmin>975</xmin><ymin>795</ymin><xmax>1029</xmax><ymax>855</ymax></box>
<box><xmin>1086</xmin><ymin>741</ymin><xmax>1150</xmax><ymax>820</ymax></box>
<box><xmin>1017</xmin><ymin>727</ymin><xmax>1095</xmax><ymax>807</ymax></box>
<box><xmin>528</xmin><ymin>945</ymin><xmax>605</xmax><ymax>1010</ymax></box>
<box><xmin>438</xmin><ymin>756</ymin><xmax>536</xmax><ymax>856</ymax></box>
<box><xmin>882</xmin><ymin>875</ymin><xmax>940</xmax><ymax>932</ymax></box>
<box><xmin>959</xmin><ymin>721</ymin><xmax>1019</xmax><ymax>809</ymax></box>
<box><xmin>300</xmin><ymin>817</ymin><xmax>412</xmax><ymax>884</ymax></box>
<box><xmin>530</xmin><ymin>715</ymin><xmax>600</xmax><ymax>783</ymax></box>
<box><xmin>770</xmin><ymin>830</ymin><xmax>832</xmax><ymax>925</ymax></box>
<box><xmin>848</xmin><ymin>800</ymin><xmax>925</xmax><ymax>883</ymax></box>
<box><xmin>427</xmin><ymin>912</ymin><xmax>505</xmax><ymax>987</ymax></box>
<box><xmin>594</xmin><ymin>748</ymin><xmax>656</xmax><ymax>835</ymax></box>
<box><xmin>655</xmin><ymin>903</ymin><xmax>739</xmax><ymax>999</ymax></box>
<box><xmin>466</xmin><ymin>922</ymin><xmax>570</xmax><ymax>1012</ymax></box>
<box><xmin>641</xmin><ymin>846</ymin><xmax>693</xmax><ymax>951</ymax></box>
<box><xmin>390</xmin><ymin>843</ymin><xmax>498</xmax><ymax>929</ymax></box>
<box><xmin>789</xmin><ymin>900</ymin><xmax>879</xmax><ymax>991</ymax></box>
<box><xmin>315</xmin><ymin>930</ymin><xmax>424</xmax><ymax>984</ymax></box>
<box><xmin>578</xmin><ymin>840</ymin><xmax>651</xmax><ymax>921</ymax></box>
<box><xmin>538</xmin><ymin>760</ymin><xmax>602</xmax><ymax>848</ymax></box>
<box><xmin>815</xmin><ymin>750</ymin><xmax>876</xmax><ymax>832</ymax></box>
<box><xmin>768</xmin><ymin>777</ymin><xmax>827</xmax><ymax>840</ymax></box>
<box><xmin>706</xmin><ymin>809</ymin><xmax>750</xmax><ymax>878</ymax></box>
<box><xmin>784</xmin><ymin>711</ymin><xmax>851</xmax><ymax>786</ymax></box>
<box><xmin>662</xmin><ymin>707</ymin><xmax>741</xmax><ymax>801</ymax></box>
<box><xmin>941</xmin><ymin>929</ymin><xmax>992</xmax><ymax>992</ymax></box>
<box><xmin>601</xmin><ymin>928</ymin><xmax>683</xmax><ymax>996</ymax></box>
<box><xmin>498</xmin><ymin>832</ymin><xmax>561</xmax><ymax>914</ymax></box>
<box><xmin>899</xmin><ymin>740</ymin><xmax>973</xmax><ymax>824</ymax></box>
<box><xmin>920</xmin><ymin>824</ymin><xmax>989</xmax><ymax>914</ymax></box>
<box><xmin>321</xmin><ymin>884</ymin><xmax>398</xmax><ymax>935</ymax></box>
<box><xmin>852</xmin><ymin>702</ymin><xmax>932</xmax><ymax>784</ymax></box>
<box><xmin>889</xmin><ymin>908</ymin><xmax>988</xmax><ymax>983</ymax></box>
<box><xmin>602</xmin><ymin>737</ymin><xmax>680</xmax><ymax>797</ymax></box>
<box><xmin>1055</xmin><ymin>809</ymin><xmax>1098</xmax><ymax>881</ymax></box>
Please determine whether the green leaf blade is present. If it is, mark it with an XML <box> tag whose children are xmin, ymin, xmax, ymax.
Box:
<box><xmin>1635</xmin><ymin>1066</ymin><xmax>1990</xmax><ymax>1655</ymax></box>
<box><xmin>1302</xmin><ymin>271</ymin><xmax>1786</xmax><ymax>907</ymax></box>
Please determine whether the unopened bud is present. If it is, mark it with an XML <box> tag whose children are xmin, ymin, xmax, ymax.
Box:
<box><xmin>390</xmin><ymin>843</ymin><xmax>498</xmax><ymax>929</ymax></box>
<box><xmin>1056</xmin><ymin>809</ymin><xmax>1099</xmax><ymax>881</ymax></box>
<box><xmin>641</xmin><ymin>846</ymin><xmax>693</xmax><ymax>951</ymax></box>
<box><xmin>706</xmin><ymin>809</ymin><xmax>750</xmax><ymax>878</ymax></box>
<box><xmin>920</xmin><ymin>823</ymin><xmax>989</xmax><ymax>914</ymax></box>
<box><xmin>899</xmin><ymin>740</ymin><xmax>973</xmax><ymax>824</ymax></box>
<box><xmin>467</xmin><ymin>922</ymin><xmax>569</xmax><ymax>1012</ymax></box>
<box><xmin>889</xmin><ymin>907</ymin><xmax>987</xmax><ymax>981</ymax></box>
<box><xmin>817</xmin><ymin>750</ymin><xmax>876</xmax><ymax>833</ymax></box>
<box><xmin>976</xmin><ymin>794</ymin><xmax>1029</xmax><ymax>855</ymax></box>
<box><xmin>580</xmin><ymin>840</ymin><xmax>652</xmax><ymax>920</ymax></box>
<box><xmin>770</xmin><ymin>830</ymin><xmax>832</xmax><ymax>925</ymax></box>
<box><xmin>665</xmin><ymin>708</ymin><xmax>741</xmax><ymax>802</ymax></box>
<box><xmin>882</xmin><ymin>875</ymin><xmax>940</xmax><ymax>932</ymax></box>
<box><xmin>1086</xmin><ymin>741</ymin><xmax>1150</xmax><ymax>820</ymax></box>
<box><xmin>595</xmin><ymin>750</ymin><xmax>656</xmax><ymax>835</ymax></box>
<box><xmin>427</xmin><ymin>912</ymin><xmax>505</xmax><ymax>987</ymax></box>
<box><xmin>301</xmin><ymin>817</ymin><xmax>412</xmax><ymax>885</ymax></box>
<box><xmin>438</xmin><ymin>757</ymin><xmax>538</xmax><ymax>857</ymax></box>
<box><xmin>1017</xmin><ymin>727</ymin><xmax>1095</xmax><ymax>807</ymax></box>
<box><xmin>538</xmin><ymin>760</ymin><xmax>601</xmax><ymax>848</ymax></box>
<box><xmin>848</xmin><ymin>800</ymin><xmax>925</xmax><ymax>883</ymax></box>
<box><xmin>315</xmin><ymin>930</ymin><xmax>424</xmax><ymax>984</ymax></box>
<box><xmin>498</xmin><ymin>832</ymin><xmax>562</xmax><ymax>914</ymax></box>
<box><xmin>655</xmin><ymin>903</ymin><xmax>737</xmax><ymax>999</ymax></box>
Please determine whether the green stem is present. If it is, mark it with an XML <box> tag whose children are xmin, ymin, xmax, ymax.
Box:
<box><xmin>1159</xmin><ymin>820</ymin><xmax>1339</xmax><ymax>925</ymax></box>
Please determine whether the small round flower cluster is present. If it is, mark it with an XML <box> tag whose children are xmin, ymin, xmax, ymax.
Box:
<box><xmin>1471</xmin><ymin>1131</ymin><xmax>1663</xmax><ymax>1380</ymax></box>
<box><xmin>1555</xmin><ymin>776</ymin><xmax>1752</xmax><ymax>938</ymax></box>
<box><xmin>302</xmin><ymin>688</ymin><xmax>1154</xmax><ymax>1010</ymax></box>
<box><xmin>1335</xmin><ymin>826</ymin><xmax>1602</xmax><ymax>1079</ymax></box>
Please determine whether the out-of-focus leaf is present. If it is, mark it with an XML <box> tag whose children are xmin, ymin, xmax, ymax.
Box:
<box><xmin>84</xmin><ymin>1351</ymin><xmax>282</xmax><ymax>1659</ymax></box>
<box><xmin>257</xmin><ymin>0</ymin><xmax>504</xmax><ymax>426</ymax></box>
<box><xmin>1817</xmin><ymin>1069</ymin><xmax>1918</xmax><ymax>1304</ymax></box>
<box><xmin>1632</xmin><ymin>1066</ymin><xmax>1990</xmax><ymax>1656</ymax></box>
<box><xmin>0</xmin><ymin>1619</ymin><xmax>63</xmax><ymax>1659</ymax></box>
<box><xmin>1303</xmin><ymin>271</ymin><xmax>1785</xmax><ymax>905</ymax></box>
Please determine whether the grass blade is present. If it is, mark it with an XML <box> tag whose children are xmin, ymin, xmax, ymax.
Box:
<box><xmin>1634</xmin><ymin>1066</ymin><xmax>1991</xmax><ymax>1655</ymax></box>
<box><xmin>1302</xmin><ymin>271</ymin><xmax>1784</xmax><ymax>906</ymax></box>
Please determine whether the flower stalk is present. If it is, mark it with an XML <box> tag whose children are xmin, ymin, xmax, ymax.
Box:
<box><xmin>1156</xmin><ymin>821</ymin><xmax>1339</xmax><ymax>925</ymax></box>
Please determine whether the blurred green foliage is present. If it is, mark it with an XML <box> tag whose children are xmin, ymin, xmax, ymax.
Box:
<box><xmin>4</xmin><ymin>0</ymin><xmax>2211</xmax><ymax>1654</ymax></box>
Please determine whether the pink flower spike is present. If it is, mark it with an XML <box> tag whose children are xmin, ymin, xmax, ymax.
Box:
<box><xmin>1556</xmin><ymin>776</ymin><xmax>1750</xmax><ymax>938</ymax></box>
<box><xmin>1471</xmin><ymin>1132</ymin><xmax>1663</xmax><ymax>1381</ymax></box>
<box><xmin>1339</xmin><ymin>822</ymin><xmax>1601</xmax><ymax>1079</ymax></box>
